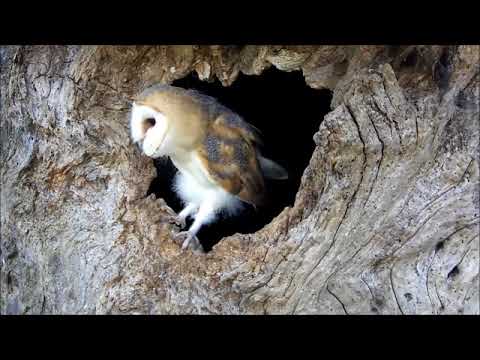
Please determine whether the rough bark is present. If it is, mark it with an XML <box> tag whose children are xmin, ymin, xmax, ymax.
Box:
<box><xmin>1</xmin><ymin>45</ymin><xmax>478</xmax><ymax>314</ymax></box>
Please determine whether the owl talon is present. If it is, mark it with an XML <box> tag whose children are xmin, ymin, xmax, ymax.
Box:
<box><xmin>174</xmin><ymin>231</ymin><xmax>203</xmax><ymax>253</ymax></box>
<box><xmin>169</xmin><ymin>216</ymin><xmax>186</xmax><ymax>229</ymax></box>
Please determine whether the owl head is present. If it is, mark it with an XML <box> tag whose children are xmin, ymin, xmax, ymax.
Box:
<box><xmin>130</xmin><ymin>99</ymin><xmax>171</xmax><ymax>158</ymax></box>
<box><xmin>130</xmin><ymin>84</ymin><xmax>210</xmax><ymax>158</ymax></box>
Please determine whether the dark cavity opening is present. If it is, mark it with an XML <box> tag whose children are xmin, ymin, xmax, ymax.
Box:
<box><xmin>434</xmin><ymin>46</ymin><xmax>453</xmax><ymax>90</ymax></box>
<box><xmin>147</xmin><ymin>66</ymin><xmax>332</xmax><ymax>251</ymax></box>
<box><xmin>402</xmin><ymin>49</ymin><xmax>418</xmax><ymax>68</ymax></box>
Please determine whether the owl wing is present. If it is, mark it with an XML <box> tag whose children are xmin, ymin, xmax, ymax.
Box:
<box><xmin>186</xmin><ymin>88</ymin><xmax>264</xmax><ymax>145</ymax></box>
<box><xmin>196</xmin><ymin>112</ymin><xmax>266</xmax><ymax>207</ymax></box>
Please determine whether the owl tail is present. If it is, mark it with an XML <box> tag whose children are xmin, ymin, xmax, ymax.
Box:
<box><xmin>257</xmin><ymin>155</ymin><xmax>288</xmax><ymax>180</ymax></box>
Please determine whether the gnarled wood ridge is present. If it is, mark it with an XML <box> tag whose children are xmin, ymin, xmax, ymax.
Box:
<box><xmin>1</xmin><ymin>45</ymin><xmax>478</xmax><ymax>314</ymax></box>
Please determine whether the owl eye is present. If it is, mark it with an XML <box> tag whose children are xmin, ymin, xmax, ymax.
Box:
<box><xmin>142</xmin><ymin>117</ymin><xmax>156</xmax><ymax>135</ymax></box>
<box><xmin>145</xmin><ymin>118</ymin><xmax>156</xmax><ymax>127</ymax></box>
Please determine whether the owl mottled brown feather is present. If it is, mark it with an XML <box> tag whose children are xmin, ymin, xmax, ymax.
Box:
<box><xmin>196</xmin><ymin>112</ymin><xmax>266</xmax><ymax>207</ymax></box>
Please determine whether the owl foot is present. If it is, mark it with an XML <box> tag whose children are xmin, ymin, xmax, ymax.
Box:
<box><xmin>169</xmin><ymin>215</ymin><xmax>186</xmax><ymax>229</ymax></box>
<box><xmin>174</xmin><ymin>231</ymin><xmax>204</xmax><ymax>253</ymax></box>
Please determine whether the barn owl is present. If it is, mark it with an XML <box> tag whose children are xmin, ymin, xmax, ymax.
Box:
<box><xmin>130</xmin><ymin>84</ymin><xmax>287</xmax><ymax>252</ymax></box>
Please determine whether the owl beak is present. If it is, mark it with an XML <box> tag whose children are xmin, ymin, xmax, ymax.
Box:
<box><xmin>142</xmin><ymin>117</ymin><xmax>169</xmax><ymax>158</ymax></box>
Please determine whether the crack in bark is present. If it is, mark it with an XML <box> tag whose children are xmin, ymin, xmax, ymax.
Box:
<box><xmin>447</xmin><ymin>234</ymin><xmax>479</xmax><ymax>277</ymax></box>
<box><xmin>427</xmin><ymin>220</ymin><xmax>479</xmax><ymax>312</ymax></box>
<box><xmin>396</xmin><ymin>162</ymin><xmax>431</xmax><ymax>218</ymax></box>
<box><xmin>241</xmin><ymin>247</ymin><xmax>290</xmax><ymax>305</ymax></box>
<box><xmin>417</xmin><ymin>158</ymin><xmax>475</xmax><ymax>217</ymax></box>
<box><xmin>387</xmin><ymin>211</ymin><xmax>466</xmax><ymax>314</ymax></box>
<box><xmin>415</xmin><ymin>110</ymin><xmax>419</xmax><ymax>148</ymax></box>
<box><xmin>435</xmin><ymin>219</ymin><xmax>479</xmax><ymax>254</ymax></box>
<box><xmin>431</xmin><ymin>103</ymin><xmax>458</xmax><ymax>165</ymax></box>
<box><xmin>95</xmin><ymin>79</ymin><xmax>121</xmax><ymax>94</ymax></box>
<box><xmin>326</xmin><ymin>283</ymin><xmax>349</xmax><ymax>314</ymax></box>
<box><xmin>361</xmin><ymin>275</ymin><xmax>375</xmax><ymax>302</ymax></box>
<box><xmin>391</xmin><ymin>206</ymin><xmax>445</xmax><ymax>257</ymax></box>
<box><xmin>41</xmin><ymin>295</ymin><xmax>46</xmax><ymax>314</ymax></box>
<box><xmin>323</xmin><ymin>233</ymin><xmax>378</xmax><ymax>303</ymax></box>
<box><xmin>313</xmin><ymin>234</ymin><xmax>376</xmax><ymax>314</ymax></box>
<box><xmin>461</xmin><ymin>274</ymin><xmax>479</xmax><ymax>310</ymax></box>
<box><xmin>390</xmin><ymin>265</ymin><xmax>404</xmax><ymax>314</ymax></box>
<box><xmin>365</xmin><ymin>106</ymin><xmax>385</xmax><ymax>207</ymax></box>
<box><xmin>343</xmin><ymin>234</ymin><xmax>377</xmax><ymax>271</ymax></box>
<box><xmin>381</xmin><ymin>77</ymin><xmax>404</xmax><ymax>149</ymax></box>
<box><xmin>370</xmin><ymin>92</ymin><xmax>401</xmax><ymax>149</ymax></box>
<box><xmin>434</xmin><ymin>280</ymin><xmax>444</xmax><ymax>311</ymax></box>
<box><xmin>425</xmin><ymin>249</ymin><xmax>438</xmax><ymax>313</ymax></box>
<box><xmin>282</xmin><ymin>231</ymin><xmax>312</xmax><ymax>301</ymax></box>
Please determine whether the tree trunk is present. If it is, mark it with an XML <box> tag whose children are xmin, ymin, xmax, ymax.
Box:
<box><xmin>1</xmin><ymin>45</ymin><xmax>478</xmax><ymax>314</ymax></box>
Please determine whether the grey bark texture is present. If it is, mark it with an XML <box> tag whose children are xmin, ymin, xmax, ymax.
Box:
<box><xmin>1</xmin><ymin>45</ymin><xmax>479</xmax><ymax>314</ymax></box>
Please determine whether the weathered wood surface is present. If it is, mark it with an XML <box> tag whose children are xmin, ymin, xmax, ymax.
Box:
<box><xmin>1</xmin><ymin>45</ymin><xmax>478</xmax><ymax>314</ymax></box>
